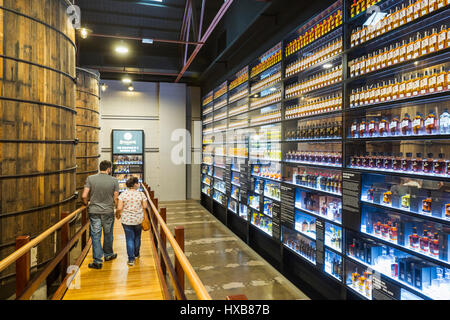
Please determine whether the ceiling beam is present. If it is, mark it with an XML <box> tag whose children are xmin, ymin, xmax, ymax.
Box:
<box><xmin>82</xmin><ymin>20</ymin><xmax>180</xmax><ymax>34</ymax></box>
<box><xmin>89</xmin><ymin>33</ymin><xmax>204</xmax><ymax>45</ymax></box>
<box><xmin>175</xmin><ymin>0</ymin><xmax>234</xmax><ymax>82</ymax></box>
<box><xmin>81</xmin><ymin>8</ymin><xmax>181</xmax><ymax>22</ymax></box>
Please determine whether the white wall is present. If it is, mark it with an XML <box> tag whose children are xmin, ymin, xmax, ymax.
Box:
<box><xmin>99</xmin><ymin>80</ymin><xmax>189</xmax><ymax>201</ymax></box>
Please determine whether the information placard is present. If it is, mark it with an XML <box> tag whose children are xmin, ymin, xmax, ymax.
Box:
<box><xmin>272</xmin><ymin>201</ymin><xmax>281</xmax><ymax>241</ymax></box>
<box><xmin>280</xmin><ymin>183</ymin><xmax>295</xmax><ymax>229</ymax></box>
<box><xmin>240</xmin><ymin>163</ymin><xmax>249</xmax><ymax>205</ymax></box>
<box><xmin>112</xmin><ymin>130</ymin><xmax>144</xmax><ymax>154</ymax></box>
<box><xmin>315</xmin><ymin>219</ymin><xmax>325</xmax><ymax>269</ymax></box>
<box><xmin>342</xmin><ymin>170</ymin><xmax>361</xmax><ymax>232</ymax></box>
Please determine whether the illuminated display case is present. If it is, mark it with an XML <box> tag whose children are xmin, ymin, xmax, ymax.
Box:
<box><xmin>200</xmin><ymin>0</ymin><xmax>450</xmax><ymax>300</ymax></box>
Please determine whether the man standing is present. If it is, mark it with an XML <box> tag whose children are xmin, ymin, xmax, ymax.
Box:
<box><xmin>82</xmin><ymin>160</ymin><xmax>120</xmax><ymax>269</ymax></box>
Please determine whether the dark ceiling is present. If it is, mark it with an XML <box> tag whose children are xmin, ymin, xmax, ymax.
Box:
<box><xmin>75</xmin><ymin>0</ymin><xmax>335</xmax><ymax>86</ymax></box>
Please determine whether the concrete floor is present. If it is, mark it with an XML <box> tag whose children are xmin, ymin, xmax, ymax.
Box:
<box><xmin>160</xmin><ymin>200</ymin><xmax>309</xmax><ymax>300</ymax></box>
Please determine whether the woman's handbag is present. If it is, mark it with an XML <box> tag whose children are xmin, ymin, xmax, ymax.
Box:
<box><xmin>141</xmin><ymin>210</ymin><xmax>150</xmax><ymax>231</ymax></box>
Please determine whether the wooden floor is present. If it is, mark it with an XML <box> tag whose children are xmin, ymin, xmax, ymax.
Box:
<box><xmin>63</xmin><ymin>221</ymin><xmax>164</xmax><ymax>300</ymax></box>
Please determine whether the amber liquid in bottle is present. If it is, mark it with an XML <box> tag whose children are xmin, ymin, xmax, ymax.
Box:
<box><xmin>423</xmin><ymin>153</ymin><xmax>434</xmax><ymax>173</ymax></box>
<box><xmin>425</xmin><ymin>110</ymin><xmax>437</xmax><ymax>134</ymax></box>
<box><xmin>412</xmin><ymin>112</ymin><xmax>424</xmax><ymax>135</ymax></box>
<box><xmin>401</xmin><ymin>113</ymin><xmax>412</xmax><ymax>135</ymax></box>
<box><xmin>412</xmin><ymin>153</ymin><xmax>423</xmax><ymax>172</ymax></box>
<box><xmin>434</xmin><ymin>153</ymin><xmax>445</xmax><ymax>174</ymax></box>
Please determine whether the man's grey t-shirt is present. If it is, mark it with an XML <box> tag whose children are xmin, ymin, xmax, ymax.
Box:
<box><xmin>85</xmin><ymin>173</ymin><xmax>120</xmax><ymax>214</ymax></box>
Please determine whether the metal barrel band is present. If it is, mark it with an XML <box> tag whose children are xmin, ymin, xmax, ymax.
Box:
<box><xmin>75</xmin><ymin>106</ymin><xmax>100</xmax><ymax>114</ymax></box>
<box><xmin>0</xmin><ymin>166</ymin><xmax>77</xmax><ymax>180</ymax></box>
<box><xmin>0</xmin><ymin>96</ymin><xmax>76</xmax><ymax>114</ymax></box>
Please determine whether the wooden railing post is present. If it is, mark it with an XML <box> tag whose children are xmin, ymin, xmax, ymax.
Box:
<box><xmin>160</xmin><ymin>208</ymin><xmax>167</xmax><ymax>276</ymax></box>
<box><xmin>81</xmin><ymin>208</ymin><xmax>87</xmax><ymax>249</ymax></box>
<box><xmin>153</xmin><ymin>199</ymin><xmax>159</xmax><ymax>249</ymax></box>
<box><xmin>60</xmin><ymin>212</ymin><xmax>70</xmax><ymax>279</ymax></box>
<box><xmin>150</xmin><ymin>191</ymin><xmax>154</xmax><ymax>201</ymax></box>
<box><xmin>15</xmin><ymin>236</ymin><xmax>30</xmax><ymax>297</ymax></box>
<box><xmin>174</xmin><ymin>226</ymin><xmax>185</xmax><ymax>300</ymax></box>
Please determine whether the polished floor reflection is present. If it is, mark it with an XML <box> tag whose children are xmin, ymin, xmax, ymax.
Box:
<box><xmin>160</xmin><ymin>200</ymin><xmax>309</xmax><ymax>300</ymax></box>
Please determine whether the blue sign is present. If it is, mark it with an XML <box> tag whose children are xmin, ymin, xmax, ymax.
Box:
<box><xmin>112</xmin><ymin>130</ymin><xmax>143</xmax><ymax>154</ymax></box>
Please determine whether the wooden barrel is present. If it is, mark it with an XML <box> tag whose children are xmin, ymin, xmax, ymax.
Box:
<box><xmin>0</xmin><ymin>0</ymin><xmax>76</xmax><ymax>293</ymax></box>
<box><xmin>75</xmin><ymin>68</ymin><xmax>100</xmax><ymax>199</ymax></box>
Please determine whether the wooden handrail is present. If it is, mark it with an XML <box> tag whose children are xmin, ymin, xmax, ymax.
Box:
<box><xmin>141</xmin><ymin>184</ymin><xmax>212</xmax><ymax>300</ymax></box>
<box><xmin>0</xmin><ymin>206</ymin><xmax>86</xmax><ymax>274</ymax></box>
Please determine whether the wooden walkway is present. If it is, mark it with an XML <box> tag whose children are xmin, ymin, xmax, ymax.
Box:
<box><xmin>63</xmin><ymin>221</ymin><xmax>164</xmax><ymax>300</ymax></box>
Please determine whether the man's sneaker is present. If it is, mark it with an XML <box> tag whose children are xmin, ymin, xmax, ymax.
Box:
<box><xmin>127</xmin><ymin>260</ymin><xmax>135</xmax><ymax>266</ymax></box>
<box><xmin>88</xmin><ymin>262</ymin><xmax>102</xmax><ymax>269</ymax></box>
<box><xmin>135</xmin><ymin>255</ymin><xmax>140</xmax><ymax>259</ymax></box>
<box><xmin>104</xmin><ymin>253</ymin><xmax>117</xmax><ymax>261</ymax></box>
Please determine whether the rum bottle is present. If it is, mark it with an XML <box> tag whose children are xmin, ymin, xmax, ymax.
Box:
<box><xmin>402</xmin><ymin>152</ymin><xmax>413</xmax><ymax>171</ymax></box>
<box><xmin>412</xmin><ymin>112</ymin><xmax>424</xmax><ymax>135</ymax></box>
<box><xmin>401</xmin><ymin>113</ymin><xmax>412</xmax><ymax>135</ymax></box>
<box><xmin>423</xmin><ymin>153</ymin><xmax>434</xmax><ymax>173</ymax></box>
<box><xmin>389</xmin><ymin>115</ymin><xmax>400</xmax><ymax>135</ymax></box>
<box><xmin>379</xmin><ymin>117</ymin><xmax>388</xmax><ymax>136</ymax></box>
<box><xmin>393</xmin><ymin>153</ymin><xmax>403</xmax><ymax>170</ymax></box>
<box><xmin>422</xmin><ymin>192</ymin><xmax>432</xmax><ymax>214</ymax></box>
<box><xmin>409</xmin><ymin>226</ymin><xmax>420</xmax><ymax>250</ymax></box>
<box><xmin>436</xmin><ymin>66</ymin><xmax>447</xmax><ymax>92</ymax></box>
<box><xmin>384</xmin><ymin>189</ymin><xmax>393</xmax><ymax>205</ymax></box>
<box><xmin>439</xmin><ymin>108</ymin><xmax>449</xmax><ymax>133</ymax></box>
<box><xmin>429</xmin><ymin>28</ymin><xmax>438</xmax><ymax>53</ymax></box>
<box><xmin>368</xmin><ymin>118</ymin><xmax>378</xmax><ymax>136</ymax></box>
<box><xmin>437</xmin><ymin>24</ymin><xmax>447</xmax><ymax>51</ymax></box>
<box><xmin>420</xmin><ymin>70</ymin><xmax>430</xmax><ymax>95</ymax></box>
<box><xmin>419</xmin><ymin>229</ymin><xmax>430</xmax><ymax>253</ymax></box>
<box><xmin>384</xmin><ymin>153</ymin><xmax>393</xmax><ymax>170</ymax></box>
<box><xmin>428</xmin><ymin>68</ymin><xmax>438</xmax><ymax>93</ymax></box>
<box><xmin>412</xmin><ymin>153</ymin><xmax>423</xmax><ymax>172</ymax></box>
<box><xmin>434</xmin><ymin>153</ymin><xmax>445</xmax><ymax>174</ymax></box>
<box><xmin>425</xmin><ymin>110</ymin><xmax>438</xmax><ymax>134</ymax></box>
<box><xmin>430</xmin><ymin>233</ymin><xmax>439</xmax><ymax>257</ymax></box>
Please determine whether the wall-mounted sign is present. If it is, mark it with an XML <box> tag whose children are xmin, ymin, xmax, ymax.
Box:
<box><xmin>112</xmin><ymin>130</ymin><xmax>144</xmax><ymax>154</ymax></box>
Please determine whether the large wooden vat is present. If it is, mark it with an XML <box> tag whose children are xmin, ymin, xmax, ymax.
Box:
<box><xmin>75</xmin><ymin>68</ymin><xmax>100</xmax><ymax>199</ymax></box>
<box><xmin>0</xmin><ymin>0</ymin><xmax>76</xmax><ymax>292</ymax></box>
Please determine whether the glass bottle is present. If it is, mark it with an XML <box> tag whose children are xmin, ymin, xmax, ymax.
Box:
<box><xmin>406</xmin><ymin>36</ymin><xmax>415</xmax><ymax>60</ymax></box>
<box><xmin>412</xmin><ymin>153</ymin><xmax>423</xmax><ymax>172</ymax></box>
<box><xmin>379</xmin><ymin>117</ymin><xmax>388</xmax><ymax>136</ymax></box>
<box><xmin>430</xmin><ymin>233</ymin><xmax>440</xmax><ymax>257</ymax></box>
<box><xmin>412</xmin><ymin>112</ymin><xmax>424</xmax><ymax>135</ymax></box>
<box><xmin>368</xmin><ymin>118</ymin><xmax>378</xmax><ymax>137</ymax></box>
<box><xmin>440</xmin><ymin>108</ymin><xmax>450</xmax><ymax>134</ymax></box>
<box><xmin>425</xmin><ymin>110</ymin><xmax>438</xmax><ymax>134</ymax></box>
<box><xmin>421</xmin><ymin>31</ymin><xmax>430</xmax><ymax>56</ymax></box>
<box><xmin>423</xmin><ymin>153</ymin><xmax>434</xmax><ymax>173</ymax></box>
<box><xmin>437</xmin><ymin>24</ymin><xmax>447</xmax><ymax>51</ymax></box>
<box><xmin>393</xmin><ymin>153</ymin><xmax>403</xmax><ymax>170</ymax></box>
<box><xmin>429</xmin><ymin>28</ymin><xmax>438</xmax><ymax>53</ymax></box>
<box><xmin>419</xmin><ymin>229</ymin><xmax>430</xmax><ymax>253</ymax></box>
<box><xmin>359</xmin><ymin>119</ymin><xmax>367</xmax><ymax>137</ymax></box>
<box><xmin>429</xmin><ymin>68</ymin><xmax>438</xmax><ymax>93</ymax></box>
<box><xmin>376</xmin><ymin>152</ymin><xmax>384</xmax><ymax>168</ymax></box>
<box><xmin>406</xmin><ymin>74</ymin><xmax>415</xmax><ymax>97</ymax></box>
<box><xmin>422</xmin><ymin>192</ymin><xmax>432</xmax><ymax>214</ymax></box>
<box><xmin>434</xmin><ymin>153</ymin><xmax>446</xmax><ymax>174</ymax></box>
<box><xmin>420</xmin><ymin>70</ymin><xmax>429</xmax><ymax>95</ymax></box>
<box><xmin>384</xmin><ymin>152</ymin><xmax>393</xmax><ymax>170</ymax></box>
<box><xmin>399</xmin><ymin>75</ymin><xmax>407</xmax><ymax>98</ymax></box>
<box><xmin>409</xmin><ymin>227</ymin><xmax>420</xmax><ymax>250</ymax></box>
<box><xmin>401</xmin><ymin>113</ymin><xmax>412</xmax><ymax>135</ymax></box>
<box><xmin>389</xmin><ymin>115</ymin><xmax>400</xmax><ymax>135</ymax></box>
<box><xmin>402</xmin><ymin>152</ymin><xmax>413</xmax><ymax>171</ymax></box>
<box><xmin>436</xmin><ymin>66</ymin><xmax>447</xmax><ymax>92</ymax></box>
<box><xmin>406</xmin><ymin>0</ymin><xmax>415</xmax><ymax>23</ymax></box>
<box><xmin>384</xmin><ymin>189</ymin><xmax>393</xmax><ymax>205</ymax></box>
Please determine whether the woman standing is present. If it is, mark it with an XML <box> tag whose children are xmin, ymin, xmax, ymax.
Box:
<box><xmin>116</xmin><ymin>177</ymin><xmax>148</xmax><ymax>266</ymax></box>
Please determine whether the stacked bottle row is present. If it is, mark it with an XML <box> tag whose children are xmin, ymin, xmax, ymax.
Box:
<box><xmin>251</xmin><ymin>50</ymin><xmax>282</xmax><ymax>78</ymax></box>
<box><xmin>229</xmin><ymin>70</ymin><xmax>249</xmax><ymax>91</ymax></box>
<box><xmin>202</xmin><ymin>94</ymin><xmax>213</xmax><ymax>107</ymax></box>
<box><xmin>229</xmin><ymin>119</ymin><xmax>249</xmax><ymax>129</ymax></box>
<box><xmin>285</xmin><ymin>93</ymin><xmax>342</xmax><ymax>119</ymax></box>
<box><xmin>252</xmin><ymin>165</ymin><xmax>282</xmax><ymax>180</ymax></box>
<box><xmin>286</xmin><ymin>121</ymin><xmax>342</xmax><ymax>140</ymax></box>
<box><xmin>350</xmin><ymin>110</ymin><xmax>450</xmax><ymax>138</ymax></box>
<box><xmin>349</xmin><ymin>25</ymin><xmax>449</xmax><ymax>78</ymax></box>
<box><xmin>250</xmin><ymin>110</ymin><xmax>282</xmax><ymax>126</ymax></box>
<box><xmin>285</xmin><ymin>37</ymin><xmax>343</xmax><ymax>77</ymax></box>
<box><xmin>250</xmin><ymin>148</ymin><xmax>281</xmax><ymax>161</ymax></box>
<box><xmin>264</xmin><ymin>182</ymin><xmax>281</xmax><ymax>200</ymax></box>
<box><xmin>327</xmin><ymin>226</ymin><xmax>343</xmax><ymax>251</ymax></box>
<box><xmin>250</xmin><ymin>90</ymin><xmax>282</xmax><ymax>109</ymax></box>
<box><xmin>349</xmin><ymin>0</ymin><xmax>382</xmax><ymax>18</ymax></box>
<box><xmin>291</xmin><ymin>168</ymin><xmax>343</xmax><ymax>194</ymax></box>
<box><xmin>286</xmin><ymin>150</ymin><xmax>343</xmax><ymax>166</ymax></box>
<box><xmin>349</xmin><ymin>152</ymin><xmax>450</xmax><ymax>176</ymax></box>
<box><xmin>285</xmin><ymin>65</ymin><xmax>342</xmax><ymax>98</ymax></box>
<box><xmin>285</xmin><ymin>9</ymin><xmax>343</xmax><ymax>57</ymax></box>
<box><xmin>251</xmin><ymin>71</ymin><xmax>281</xmax><ymax>93</ymax></box>
<box><xmin>215</xmin><ymin>110</ymin><xmax>227</xmax><ymax>121</ymax></box>
<box><xmin>351</xmin><ymin>0</ymin><xmax>449</xmax><ymax>48</ymax></box>
<box><xmin>203</xmin><ymin>105</ymin><xmax>213</xmax><ymax>115</ymax></box>
<box><xmin>214</xmin><ymin>98</ymin><xmax>227</xmax><ymax>109</ymax></box>
<box><xmin>229</xmin><ymin>88</ymin><xmax>249</xmax><ymax>103</ymax></box>
<box><xmin>214</xmin><ymin>84</ymin><xmax>227</xmax><ymax>100</ymax></box>
<box><xmin>229</xmin><ymin>103</ymin><xmax>249</xmax><ymax>116</ymax></box>
<box><xmin>350</xmin><ymin>66</ymin><xmax>449</xmax><ymax>108</ymax></box>
<box><xmin>283</xmin><ymin>231</ymin><xmax>317</xmax><ymax>263</ymax></box>
<box><xmin>251</xmin><ymin>212</ymin><xmax>273</xmax><ymax>235</ymax></box>
<box><xmin>325</xmin><ymin>251</ymin><xmax>343</xmax><ymax>279</ymax></box>
<box><xmin>227</xmin><ymin>147</ymin><xmax>248</xmax><ymax>157</ymax></box>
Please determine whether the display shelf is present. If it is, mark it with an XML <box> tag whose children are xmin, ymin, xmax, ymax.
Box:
<box><xmin>283</xmin><ymin>243</ymin><xmax>317</xmax><ymax>266</ymax></box>
<box><xmin>293</xmin><ymin>223</ymin><xmax>317</xmax><ymax>241</ymax></box>
<box><xmin>346</xmin><ymin>167</ymin><xmax>450</xmax><ymax>182</ymax></box>
<box><xmin>283</xmin><ymin>138</ymin><xmax>343</xmax><ymax>143</ymax></box>
<box><xmin>359</xmin><ymin>230</ymin><xmax>450</xmax><ymax>269</ymax></box>
<box><xmin>349</xmin><ymin>4</ymin><xmax>450</xmax><ymax>54</ymax></box>
<box><xmin>294</xmin><ymin>205</ymin><xmax>342</xmax><ymax>226</ymax></box>
<box><xmin>347</xmin><ymin>133</ymin><xmax>450</xmax><ymax>142</ymax></box>
<box><xmin>263</xmin><ymin>193</ymin><xmax>281</xmax><ymax>202</ymax></box>
<box><xmin>347</xmin><ymin>47</ymin><xmax>450</xmax><ymax>84</ymax></box>
<box><xmin>284</xmin><ymin>52</ymin><xmax>343</xmax><ymax>82</ymax></box>
<box><xmin>345</xmin><ymin>254</ymin><xmax>432</xmax><ymax>301</ymax></box>
<box><xmin>284</xmin><ymin>79</ymin><xmax>343</xmax><ymax>102</ymax></box>
<box><xmin>345</xmin><ymin>280</ymin><xmax>372</xmax><ymax>300</ymax></box>
<box><xmin>250</xmin><ymin>74</ymin><xmax>282</xmax><ymax>97</ymax></box>
<box><xmin>283</xmin><ymin>180</ymin><xmax>342</xmax><ymax>197</ymax></box>
<box><xmin>250</xmin><ymin>221</ymin><xmax>273</xmax><ymax>237</ymax></box>
<box><xmin>361</xmin><ymin>200</ymin><xmax>450</xmax><ymax>226</ymax></box>
<box><xmin>251</xmin><ymin>174</ymin><xmax>282</xmax><ymax>183</ymax></box>
<box><xmin>324</xmin><ymin>268</ymin><xmax>343</xmax><ymax>283</ymax></box>
<box><xmin>283</xmin><ymin>160</ymin><xmax>343</xmax><ymax>169</ymax></box>
<box><xmin>324</xmin><ymin>242</ymin><xmax>342</xmax><ymax>255</ymax></box>
<box><xmin>283</xmin><ymin>110</ymin><xmax>343</xmax><ymax>122</ymax></box>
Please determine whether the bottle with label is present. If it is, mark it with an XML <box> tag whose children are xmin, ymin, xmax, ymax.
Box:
<box><xmin>393</xmin><ymin>153</ymin><xmax>403</xmax><ymax>170</ymax></box>
<box><xmin>429</xmin><ymin>28</ymin><xmax>438</xmax><ymax>53</ymax></box>
<box><xmin>402</xmin><ymin>193</ymin><xmax>411</xmax><ymax>208</ymax></box>
<box><xmin>413</xmin><ymin>33</ymin><xmax>422</xmax><ymax>59</ymax></box>
<box><xmin>390</xmin><ymin>115</ymin><xmax>400</xmax><ymax>135</ymax></box>
<box><xmin>436</xmin><ymin>66</ymin><xmax>447</xmax><ymax>92</ymax></box>
<box><xmin>420</xmin><ymin>229</ymin><xmax>430</xmax><ymax>253</ymax></box>
<box><xmin>420</xmin><ymin>70</ymin><xmax>429</xmax><ymax>95</ymax></box>
<box><xmin>409</xmin><ymin>227</ymin><xmax>420</xmax><ymax>249</ymax></box>
<box><xmin>401</xmin><ymin>113</ymin><xmax>412</xmax><ymax>135</ymax></box>
<box><xmin>413</xmin><ymin>153</ymin><xmax>424</xmax><ymax>172</ymax></box>
<box><xmin>422</xmin><ymin>192</ymin><xmax>432</xmax><ymax>214</ymax></box>
<box><xmin>430</xmin><ymin>233</ymin><xmax>439</xmax><ymax>257</ymax></box>
<box><xmin>376</xmin><ymin>152</ymin><xmax>384</xmax><ymax>168</ymax></box>
<box><xmin>437</xmin><ymin>24</ymin><xmax>447</xmax><ymax>50</ymax></box>
<box><xmin>423</xmin><ymin>153</ymin><xmax>434</xmax><ymax>173</ymax></box>
<box><xmin>434</xmin><ymin>153</ymin><xmax>446</xmax><ymax>174</ymax></box>
<box><xmin>440</xmin><ymin>108</ymin><xmax>449</xmax><ymax>133</ymax></box>
<box><xmin>412</xmin><ymin>112</ymin><xmax>424</xmax><ymax>135</ymax></box>
<box><xmin>379</xmin><ymin>117</ymin><xmax>388</xmax><ymax>136</ymax></box>
<box><xmin>402</xmin><ymin>152</ymin><xmax>413</xmax><ymax>171</ymax></box>
<box><xmin>359</xmin><ymin>119</ymin><xmax>367</xmax><ymax>137</ymax></box>
<box><xmin>399</xmin><ymin>75</ymin><xmax>407</xmax><ymax>98</ymax></box>
<box><xmin>425</xmin><ymin>110</ymin><xmax>438</xmax><ymax>134</ymax></box>
<box><xmin>368</xmin><ymin>118</ymin><xmax>378</xmax><ymax>137</ymax></box>
<box><xmin>384</xmin><ymin>153</ymin><xmax>393</xmax><ymax>170</ymax></box>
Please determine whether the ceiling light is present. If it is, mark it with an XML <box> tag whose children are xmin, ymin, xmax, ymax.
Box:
<box><xmin>323</xmin><ymin>63</ymin><xmax>333</xmax><ymax>69</ymax></box>
<box><xmin>101</xmin><ymin>83</ymin><xmax>107</xmax><ymax>92</ymax></box>
<box><xmin>122</xmin><ymin>77</ymin><xmax>132</xmax><ymax>84</ymax></box>
<box><xmin>115</xmin><ymin>43</ymin><xmax>129</xmax><ymax>55</ymax></box>
<box><xmin>79</xmin><ymin>28</ymin><xmax>91</xmax><ymax>39</ymax></box>
<box><xmin>142</xmin><ymin>38</ymin><xmax>154</xmax><ymax>44</ymax></box>
<box><xmin>128</xmin><ymin>85</ymin><xmax>134</xmax><ymax>91</ymax></box>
